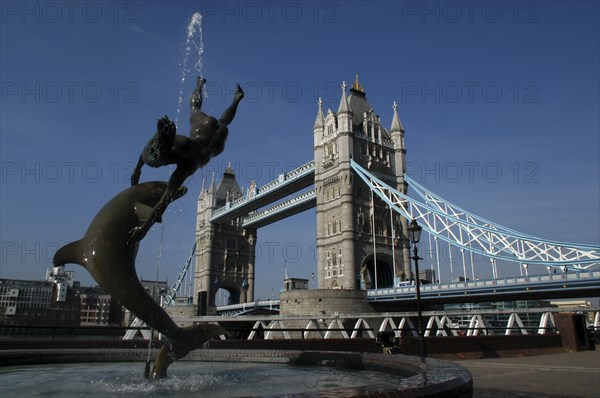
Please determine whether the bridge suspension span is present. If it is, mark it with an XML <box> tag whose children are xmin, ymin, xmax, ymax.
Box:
<box><xmin>350</xmin><ymin>159</ymin><xmax>599</xmax><ymax>272</ymax></box>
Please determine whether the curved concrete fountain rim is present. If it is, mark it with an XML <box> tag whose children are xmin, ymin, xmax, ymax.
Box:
<box><xmin>187</xmin><ymin>349</ymin><xmax>473</xmax><ymax>398</ymax></box>
<box><xmin>1</xmin><ymin>348</ymin><xmax>473</xmax><ymax>397</ymax></box>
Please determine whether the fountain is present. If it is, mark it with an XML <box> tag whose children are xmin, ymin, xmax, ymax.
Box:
<box><xmin>176</xmin><ymin>12</ymin><xmax>205</xmax><ymax>128</ymax></box>
<box><xmin>14</xmin><ymin>11</ymin><xmax>473</xmax><ymax>396</ymax></box>
<box><xmin>0</xmin><ymin>350</ymin><xmax>473</xmax><ymax>397</ymax></box>
<box><xmin>54</xmin><ymin>10</ymin><xmax>244</xmax><ymax>377</ymax></box>
<box><xmin>0</xmin><ymin>360</ymin><xmax>409</xmax><ymax>397</ymax></box>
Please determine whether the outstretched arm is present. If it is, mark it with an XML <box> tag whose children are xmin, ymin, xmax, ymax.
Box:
<box><xmin>131</xmin><ymin>155</ymin><xmax>144</xmax><ymax>186</ymax></box>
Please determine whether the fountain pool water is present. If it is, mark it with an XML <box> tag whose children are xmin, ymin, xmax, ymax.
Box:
<box><xmin>0</xmin><ymin>361</ymin><xmax>411</xmax><ymax>398</ymax></box>
<box><xmin>0</xmin><ymin>349</ymin><xmax>473</xmax><ymax>397</ymax></box>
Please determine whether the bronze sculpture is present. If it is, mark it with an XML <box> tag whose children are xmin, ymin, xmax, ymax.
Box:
<box><xmin>54</xmin><ymin>182</ymin><xmax>188</xmax><ymax>337</ymax></box>
<box><xmin>129</xmin><ymin>77</ymin><xmax>244</xmax><ymax>243</ymax></box>
<box><xmin>54</xmin><ymin>77</ymin><xmax>241</xmax><ymax>378</ymax></box>
<box><xmin>53</xmin><ymin>181</ymin><xmax>226</xmax><ymax>378</ymax></box>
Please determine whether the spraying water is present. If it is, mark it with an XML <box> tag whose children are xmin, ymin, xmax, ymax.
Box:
<box><xmin>167</xmin><ymin>12</ymin><xmax>205</xmax><ymax>300</ymax></box>
<box><xmin>176</xmin><ymin>12</ymin><xmax>204</xmax><ymax>128</ymax></box>
<box><xmin>145</xmin><ymin>12</ymin><xmax>204</xmax><ymax>305</ymax></box>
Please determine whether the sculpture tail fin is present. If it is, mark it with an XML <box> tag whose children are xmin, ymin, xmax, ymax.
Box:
<box><xmin>151</xmin><ymin>324</ymin><xmax>228</xmax><ymax>379</ymax></box>
<box><xmin>175</xmin><ymin>324</ymin><xmax>228</xmax><ymax>353</ymax></box>
<box><xmin>53</xmin><ymin>240</ymin><xmax>84</xmax><ymax>268</ymax></box>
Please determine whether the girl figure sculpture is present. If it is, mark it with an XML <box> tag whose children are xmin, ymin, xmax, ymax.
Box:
<box><xmin>129</xmin><ymin>77</ymin><xmax>244</xmax><ymax>243</ymax></box>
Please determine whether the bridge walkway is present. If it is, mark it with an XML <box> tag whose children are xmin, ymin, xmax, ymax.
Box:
<box><xmin>210</xmin><ymin>161</ymin><xmax>314</xmax><ymax>224</ymax></box>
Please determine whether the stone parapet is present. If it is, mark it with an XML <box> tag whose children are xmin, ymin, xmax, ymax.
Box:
<box><xmin>280</xmin><ymin>289</ymin><xmax>375</xmax><ymax>316</ymax></box>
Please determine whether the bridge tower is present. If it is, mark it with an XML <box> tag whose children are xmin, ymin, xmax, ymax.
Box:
<box><xmin>314</xmin><ymin>76</ymin><xmax>411</xmax><ymax>290</ymax></box>
<box><xmin>194</xmin><ymin>166</ymin><xmax>257</xmax><ymax>309</ymax></box>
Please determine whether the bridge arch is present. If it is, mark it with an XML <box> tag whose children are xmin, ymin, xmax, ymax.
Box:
<box><xmin>360</xmin><ymin>253</ymin><xmax>394</xmax><ymax>289</ymax></box>
<box><xmin>214</xmin><ymin>285</ymin><xmax>240</xmax><ymax>307</ymax></box>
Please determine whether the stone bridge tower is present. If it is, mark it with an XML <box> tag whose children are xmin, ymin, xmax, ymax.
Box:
<box><xmin>314</xmin><ymin>76</ymin><xmax>411</xmax><ymax>290</ymax></box>
<box><xmin>194</xmin><ymin>166</ymin><xmax>257</xmax><ymax>310</ymax></box>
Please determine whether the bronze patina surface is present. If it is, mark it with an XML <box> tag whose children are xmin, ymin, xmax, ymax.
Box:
<box><xmin>53</xmin><ymin>182</ymin><xmax>225</xmax><ymax>378</ymax></box>
<box><xmin>129</xmin><ymin>77</ymin><xmax>244</xmax><ymax>243</ymax></box>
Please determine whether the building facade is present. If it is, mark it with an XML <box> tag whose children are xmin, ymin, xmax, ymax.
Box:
<box><xmin>194</xmin><ymin>166</ymin><xmax>257</xmax><ymax>308</ymax></box>
<box><xmin>0</xmin><ymin>277</ymin><xmax>80</xmax><ymax>331</ymax></box>
<box><xmin>79</xmin><ymin>286</ymin><xmax>123</xmax><ymax>326</ymax></box>
<box><xmin>1</xmin><ymin>267</ymin><xmax>124</xmax><ymax>333</ymax></box>
<box><xmin>314</xmin><ymin>77</ymin><xmax>411</xmax><ymax>290</ymax></box>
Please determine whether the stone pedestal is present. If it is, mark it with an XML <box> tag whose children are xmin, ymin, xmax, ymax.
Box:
<box><xmin>279</xmin><ymin>289</ymin><xmax>378</xmax><ymax>339</ymax></box>
<box><xmin>280</xmin><ymin>289</ymin><xmax>375</xmax><ymax>316</ymax></box>
<box><xmin>165</xmin><ymin>305</ymin><xmax>197</xmax><ymax>327</ymax></box>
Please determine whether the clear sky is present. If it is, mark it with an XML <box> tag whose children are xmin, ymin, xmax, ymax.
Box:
<box><xmin>1</xmin><ymin>1</ymin><xmax>599</xmax><ymax>302</ymax></box>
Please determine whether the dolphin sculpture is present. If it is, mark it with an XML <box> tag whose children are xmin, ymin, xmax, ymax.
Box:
<box><xmin>53</xmin><ymin>181</ymin><xmax>226</xmax><ymax>378</ymax></box>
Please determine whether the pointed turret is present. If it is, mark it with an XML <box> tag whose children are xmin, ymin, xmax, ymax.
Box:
<box><xmin>216</xmin><ymin>164</ymin><xmax>242</xmax><ymax>205</ymax></box>
<box><xmin>337</xmin><ymin>81</ymin><xmax>352</xmax><ymax>133</ymax></box>
<box><xmin>201</xmin><ymin>171</ymin><xmax>215</xmax><ymax>208</ymax></box>
<box><xmin>198</xmin><ymin>177</ymin><xmax>207</xmax><ymax>200</ymax></box>
<box><xmin>314</xmin><ymin>97</ymin><xmax>325</xmax><ymax>130</ymax></box>
<box><xmin>389</xmin><ymin>101</ymin><xmax>407</xmax><ymax>192</ymax></box>
<box><xmin>207</xmin><ymin>172</ymin><xmax>216</xmax><ymax>195</ymax></box>
<box><xmin>314</xmin><ymin>97</ymin><xmax>326</xmax><ymax>149</ymax></box>
<box><xmin>390</xmin><ymin>101</ymin><xmax>404</xmax><ymax>133</ymax></box>
<box><xmin>337</xmin><ymin>81</ymin><xmax>351</xmax><ymax>115</ymax></box>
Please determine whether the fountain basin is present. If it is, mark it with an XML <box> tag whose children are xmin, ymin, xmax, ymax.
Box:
<box><xmin>1</xmin><ymin>348</ymin><xmax>472</xmax><ymax>397</ymax></box>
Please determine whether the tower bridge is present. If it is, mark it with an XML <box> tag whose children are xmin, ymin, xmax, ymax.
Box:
<box><xmin>187</xmin><ymin>76</ymin><xmax>599</xmax><ymax>312</ymax></box>
<box><xmin>241</xmin><ymin>188</ymin><xmax>316</xmax><ymax>229</ymax></box>
<box><xmin>209</xmin><ymin>160</ymin><xmax>315</xmax><ymax>225</ymax></box>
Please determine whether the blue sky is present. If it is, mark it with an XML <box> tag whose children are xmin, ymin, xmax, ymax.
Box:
<box><xmin>1</xmin><ymin>1</ymin><xmax>598</xmax><ymax>302</ymax></box>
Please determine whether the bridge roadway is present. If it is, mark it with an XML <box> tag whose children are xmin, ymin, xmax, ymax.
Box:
<box><xmin>242</xmin><ymin>189</ymin><xmax>316</xmax><ymax>229</ymax></box>
<box><xmin>210</xmin><ymin>160</ymin><xmax>315</xmax><ymax>225</ymax></box>
<box><xmin>213</xmin><ymin>271</ymin><xmax>600</xmax><ymax>315</ymax></box>
<box><xmin>367</xmin><ymin>270</ymin><xmax>600</xmax><ymax>306</ymax></box>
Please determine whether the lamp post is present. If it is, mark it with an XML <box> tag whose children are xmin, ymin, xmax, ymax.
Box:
<box><xmin>408</xmin><ymin>219</ymin><xmax>427</xmax><ymax>359</ymax></box>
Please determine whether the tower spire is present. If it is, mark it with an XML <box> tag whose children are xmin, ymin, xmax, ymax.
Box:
<box><xmin>314</xmin><ymin>97</ymin><xmax>325</xmax><ymax>129</ymax></box>
<box><xmin>199</xmin><ymin>177</ymin><xmax>207</xmax><ymax>199</ymax></box>
<box><xmin>337</xmin><ymin>81</ymin><xmax>351</xmax><ymax>114</ymax></box>
<box><xmin>390</xmin><ymin>101</ymin><xmax>404</xmax><ymax>132</ymax></box>
<box><xmin>225</xmin><ymin>162</ymin><xmax>234</xmax><ymax>175</ymax></box>
<box><xmin>208</xmin><ymin>171</ymin><xmax>216</xmax><ymax>194</ymax></box>
<box><xmin>351</xmin><ymin>73</ymin><xmax>364</xmax><ymax>93</ymax></box>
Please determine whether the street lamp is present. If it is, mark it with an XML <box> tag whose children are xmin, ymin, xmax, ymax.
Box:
<box><xmin>408</xmin><ymin>219</ymin><xmax>427</xmax><ymax>359</ymax></box>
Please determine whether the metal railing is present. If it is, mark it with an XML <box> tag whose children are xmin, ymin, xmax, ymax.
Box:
<box><xmin>367</xmin><ymin>270</ymin><xmax>600</xmax><ymax>298</ymax></box>
<box><xmin>173</xmin><ymin>308</ymin><xmax>599</xmax><ymax>340</ymax></box>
